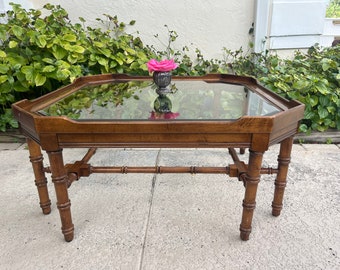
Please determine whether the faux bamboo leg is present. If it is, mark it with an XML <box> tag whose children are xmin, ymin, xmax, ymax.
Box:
<box><xmin>47</xmin><ymin>149</ymin><xmax>74</xmax><ymax>242</ymax></box>
<box><xmin>240</xmin><ymin>149</ymin><xmax>264</xmax><ymax>241</ymax></box>
<box><xmin>27</xmin><ymin>138</ymin><xmax>51</xmax><ymax>215</ymax></box>
<box><xmin>272</xmin><ymin>137</ymin><xmax>294</xmax><ymax>216</ymax></box>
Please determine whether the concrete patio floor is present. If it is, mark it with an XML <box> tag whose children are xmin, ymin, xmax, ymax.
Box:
<box><xmin>0</xmin><ymin>142</ymin><xmax>339</xmax><ymax>269</ymax></box>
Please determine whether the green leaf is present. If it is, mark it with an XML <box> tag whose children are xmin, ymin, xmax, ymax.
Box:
<box><xmin>67</xmin><ymin>54</ymin><xmax>79</xmax><ymax>64</ymax></box>
<box><xmin>0</xmin><ymin>27</ymin><xmax>7</xmax><ymax>41</ymax></box>
<box><xmin>322</xmin><ymin>62</ymin><xmax>330</xmax><ymax>71</ymax></box>
<box><xmin>63</xmin><ymin>34</ymin><xmax>77</xmax><ymax>42</ymax></box>
<box><xmin>43</xmin><ymin>3</ymin><xmax>54</xmax><ymax>10</ymax></box>
<box><xmin>21</xmin><ymin>66</ymin><xmax>35</xmax><ymax>82</ymax></box>
<box><xmin>35</xmin><ymin>73</ymin><xmax>46</xmax><ymax>86</ymax></box>
<box><xmin>25</xmin><ymin>47</ymin><xmax>34</xmax><ymax>57</ymax></box>
<box><xmin>56</xmin><ymin>69</ymin><xmax>71</xmax><ymax>80</ymax></box>
<box><xmin>125</xmin><ymin>47</ymin><xmax>136</xmax><ymax>55</ymax></box>
<box><xmin>0</xmin><ymin>64</ymin><xmax>9</xmax><ymax>74</ymax></box>
<box><xmin>315</xmin><ymin>81</ymin><xmax>329</xmax><ymax>95</ymax></box>
<box><xmin>287</xmin><ymin>91</ymin><xmax>300</xmax><ymax>100</ymax></box>
<box><xmin>52</xmin><ymin>46</ymin><xmax>68</xmax><ymax>60</ymax></box>
<box><xmin>299</xmin><ymin>123</ymin><xmax>308</xmax><ymax>133</ymax></box>
<box><xmin>293</xmin><ymin>80</ymin><xmax>309</xmax><ymax>90</ymax></box>
<box><xmin>64</xmin><ymin>44</ymin><xmax>85</xmax><ymax>53</ymax></box>
<box><xmin>42</xmin><ymin>65</ymin><xmax>56</xmax><ymax>73</ymax></box>
<box><xmin>321</xmin><ymin>58</ymin><xmax>337</xmax><ymax>71</ymax></box>
<box><xmin>7</xmin><ymin>53</ymin><xmax>27</xmax><ymax>66</ymax></box>
<box><xmin>55</xmin><ymin>60</ymin><xmax>71</xmax><ymax>69</ymax></box>
<box><xmin>331</xmin><ymin>94</ymin><xmax>339</xmax><ymax>104</ymax></box>
<box><xmin>316</xmin><ymin>125</ymin><xmax>328</xmax><ymax>132</ymax></box>
<box><xmin>72</xmin><ymin>45</ymin><xmax>85</xmax><ymax>53</ymax></box>
<box><xmin>318</xmin><ymin>106</ymin><xmax>328</xmax><ymax>118</ymax></box>
<box><xmin>112</xmin><ymin>55</ymin><xmax>124</xmax><ymax>65</ymax></box>
<box><xmin>34</xmin><ymin>19</ymin><xmax>46</xmax><ymax>30</ymax></box>
<box><xmin>327</xmin><ymin>106</ymin><xmax>336</xmax><ymax>114</ymax></box>
<box><xmin>304</xmin><ymin>109</ymin><xmax>315</xmax><ymax>119</ymax></box>
<box><xmin>37</xmin><ymin>35</ymin><xmax>47</xmax><ymax>48</ymax></box>
<box><xmin>109</xmin><ymin>60</ymin><xmax>118</xmax><ymax>69</ymax></box>
<box><xmin>0</xmin><ymin>75</ymin><xmax>8</xmax><ymax>84</ymax></box>
<box><xmin>319</xmin><ymin>96</ymin><xmax>329</xmax><ymax>106</ymax></box>
<box><xmin>274</xmin><ymin>81</ymin><xmax>290</xmax><ymax>92</ymax></box>
<box><xmin>7</xmin><ymin>75</ymin><xmax>14</xmax><ymax>84</ymax></box>
<box><xmin>125</xmin><ymin>55</ymin><xmax>135</xmax><ymax>64</ymax></box>
<box><xmin>13</xmin><ymin>81</ymin><xmax>28</xmax><ymax>92</ymax></box>
<box><xmin>137</xmin><ymin>51</ymin><xmax>147</xmax><ymax>59</ymax></box>
<box><xmin>42</xmin><ymin>58</ymin><xmax>55</xmax><ymax>64</ymax></box>
<box><xmin>93</xmin><ymin>41</ymin><xmax>105</xmax><ymax>48</ymax></box>
<box><xmin>11</xmin><ymin>25</ymin><xmax>23</xmax><ymax>38</ymax></box>
<box><xmin>307</xmin><ymin>95</ymin><xmax>318</xmax><ymax>107</ymax></box>
<box><xmin>9</xmin><ymin>41</ymin><xmax>18</xmax><ymax>48</ymax></box>
<box><xmin>97</xmin><ymin>58</ymin><xmax>109</xmax><ymax>69</ymax></box>
<box><xmin>98</xmin><ymin>48</ymin><xmax>111</xmax><ymax>58</ymax></box>
<box><xmin>15</xmin><ymin>71</ymin><xmax>26</xmax><ymax>83</ymax></box>
<box><xmin>0</xmin><ymin>50</ymin><xmax>7</xmax><ymax>58</ymax></box>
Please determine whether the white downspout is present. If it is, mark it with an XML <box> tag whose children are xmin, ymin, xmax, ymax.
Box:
<box><xmin>254</xmin><ymin>0</ymin><xmax>272</xmax><ymax>53</ymax></box>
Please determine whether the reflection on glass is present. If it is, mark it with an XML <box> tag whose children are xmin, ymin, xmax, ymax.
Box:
<box><xmin>38</xmin><ymin>80</ymin><xmax>281</xmax><ymax>120</ymax></box>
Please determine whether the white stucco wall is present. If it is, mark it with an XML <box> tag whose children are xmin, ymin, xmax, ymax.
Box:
<box><xmin>9</xmin><ymin>0</ymin><xmax>255</xmax><ymax>60</ymax></box>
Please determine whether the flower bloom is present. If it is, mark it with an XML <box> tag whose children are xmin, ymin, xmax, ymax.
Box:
<box><xmin>147</xmin><ymin>59</ymin><xmax>178</xmax><ymax>72</ymax></box>
<box><xmin>149</xmin><ymin>111</ymin><xmax>180</xmax><ymax>120</ymax></box>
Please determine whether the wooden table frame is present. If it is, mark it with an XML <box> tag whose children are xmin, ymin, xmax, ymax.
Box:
<box><xmin>12</xmin><ymin>74</ymin><xmax>305</xmax><ymax>242</ymax></box>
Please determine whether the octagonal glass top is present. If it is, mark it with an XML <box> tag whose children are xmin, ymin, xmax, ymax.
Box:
<box><xmin>38</xmin><ymin>79</ymin><xmax>282</xmax><ymax>121</ymax></box>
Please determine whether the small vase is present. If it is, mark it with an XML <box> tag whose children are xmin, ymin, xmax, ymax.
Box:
<box><xmin>153</xmin><ymin>71</ymin><xmax>172</xmax><ymax>95</ymax></box>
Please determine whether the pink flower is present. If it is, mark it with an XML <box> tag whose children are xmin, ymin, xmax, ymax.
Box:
<box><xmin>149</xmin><ymin>111</ymin><xmax>180</xmax><ymax>120</ymax></box>
<box><xmin>147</xmin><ymin>59</ymin><xmax>178</xmax><ymax>72</ymax></box>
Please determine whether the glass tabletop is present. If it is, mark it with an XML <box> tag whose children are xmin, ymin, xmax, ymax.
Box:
<box><xmin>38</xmin><ymin>80</ymin><xmax>281</xmax><ymax>121</ymax></box>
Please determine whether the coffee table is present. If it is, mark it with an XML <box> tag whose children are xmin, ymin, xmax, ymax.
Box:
<box><xmin>12</xmin><ymin>73</ymin><xmax>305</xmax><ymax>242</ymax></box>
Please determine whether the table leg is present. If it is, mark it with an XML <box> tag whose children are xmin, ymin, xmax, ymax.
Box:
<box><xmin>47</xmin><ymin>149</ymin><xmax>74</xmax><ymax>242</ymax></box>
<box><xmin>272</xmin><ymin>136</ymin><xmax>293</xmax><ymax>216</ymax></box>
<box><xmin>27</xmin><ymin>138</ymin><xmax>51</xmax><ymax>215</ymax></box>
<box><xmin>240</xmin><ymin>149</ymin><xmax>264</xmax><ymax>241</ymax></box>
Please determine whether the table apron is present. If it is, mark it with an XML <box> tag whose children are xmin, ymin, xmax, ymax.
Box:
<box><xmin>49</xmin><ymin>132</ymin><xmax>254</xmax><ymax>149</ymax></box>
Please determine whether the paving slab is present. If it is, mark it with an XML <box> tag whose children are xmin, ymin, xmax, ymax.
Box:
<box><xmin>0</xmin><ymin>142</ymin><xmax>25</xmax><ymax>150</ymax></box>
<box><xmin>139</xmin><ymin>146</ymin><xmax>340</xmax><ymax>269</ymax></box>
<box><xmin>0</xmin><ymin>145</ymin><xmax>339</xmax><ymax>270</ymax></box>
<box><xmin>0</xmin><ymin>148</ymin><xmax>158</xmax><ymax>270</ymax></box>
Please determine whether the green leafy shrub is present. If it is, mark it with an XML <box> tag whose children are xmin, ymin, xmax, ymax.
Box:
<box><xmin>162</xmin><ymin>31</ymin><xmax>340</xmax><ymax>133</ymax></box>
<box><xmin>326</xmin><ymin>0</ymin><xmax>340</xmax><ymax>18</ymax></box>
<box><xmin>252</xmin><ymin>46</ymin><xmax>340</xmax><ymax>133</ymax></box>
<box><xmin>0</xmin><ymin>2</ymin><xmax>153</xmax><ymax>131</ymax></box>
